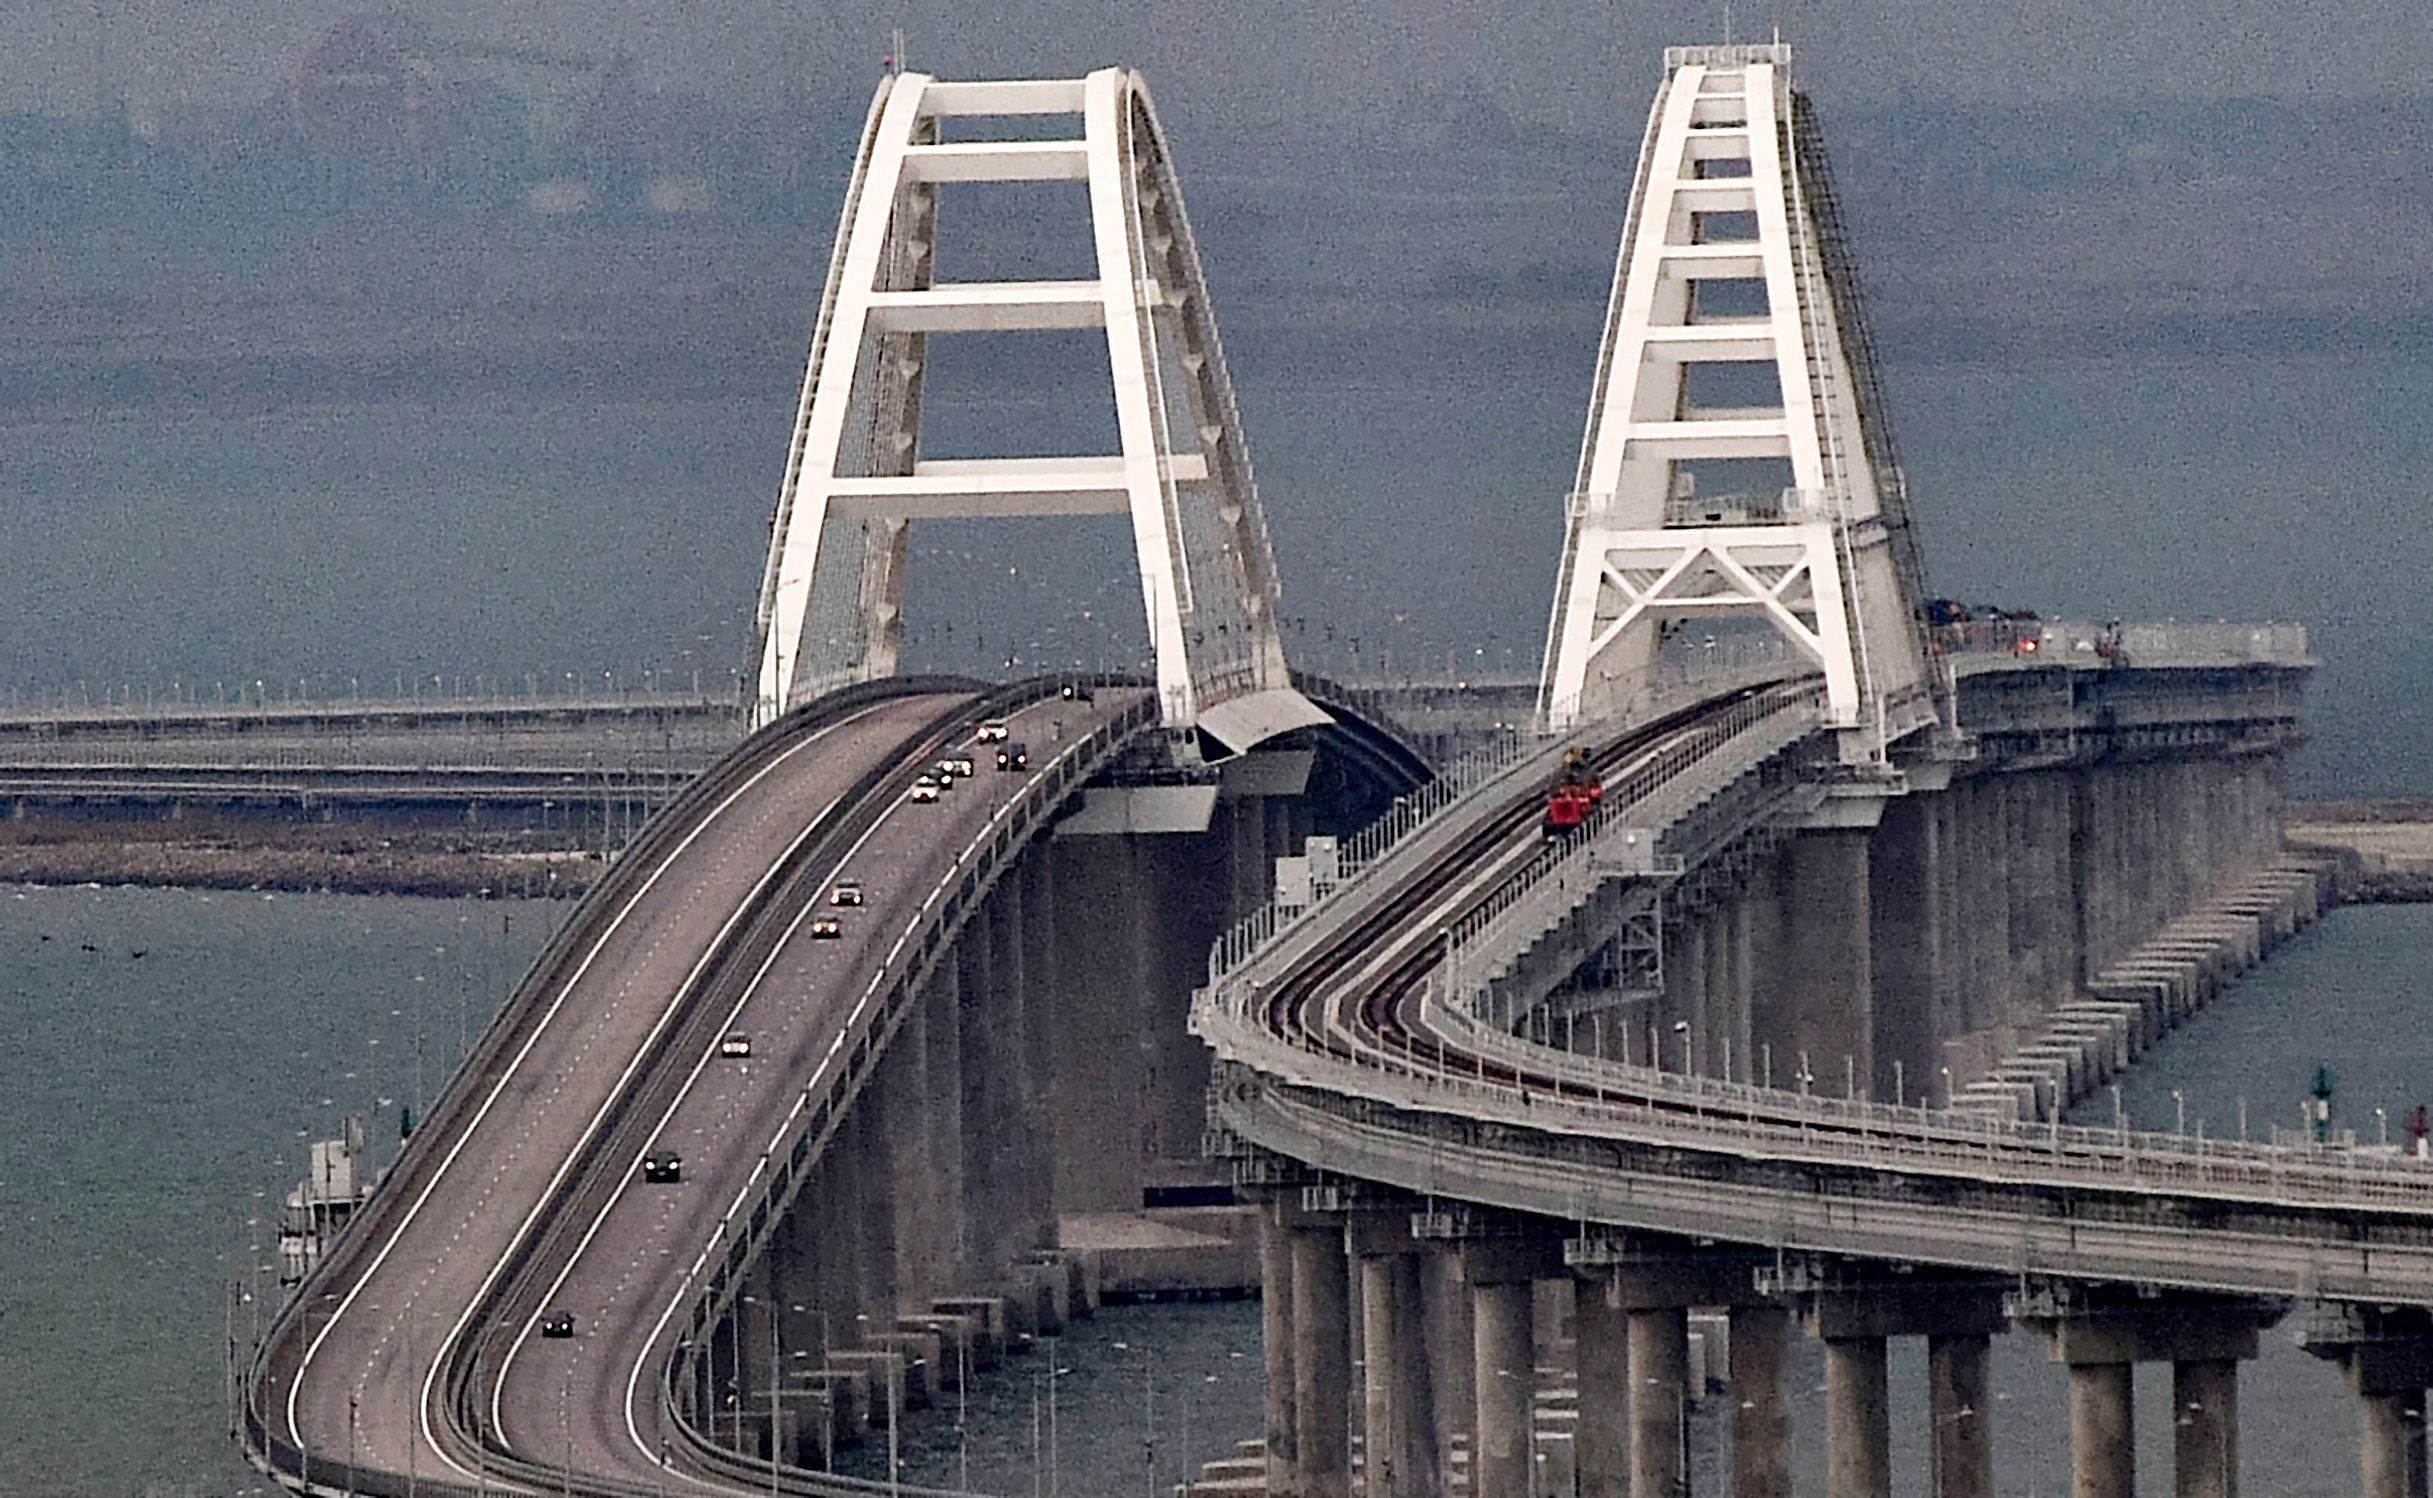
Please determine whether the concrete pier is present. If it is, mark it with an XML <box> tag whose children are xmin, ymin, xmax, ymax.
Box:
<box><xmin>1729</xmin><ymin>1305</ymin><xmax>1792</xmax><ymax>1498</ymax></box>
<box><xmin>2173</xmin><ymin>1358</ymin><xmax>2238</xmax><ymax>1498</ymax></box>
<box><xmin>1472</xmin><ymin>1281</ymin><xmax>1536</xmax><ymax>1498</ymax></box>
<box><xmin>1630</xmin><ymin>1307</ymin><xmax>1691</xmax><ymax>1498</ymax></box>
<box><xmin>2360</xmin><ymin>1388</ymin><xmax>2429</xmax><ymax>1498</ymax></box>
<box><xmin>1291</xmin><ymin>1223</ymin><xmax>1352</xmax><ymax>1498</ymax></box>
<box><xmin>1575</xmin><ymin>1281</ymin><xmax>1630</xmax><ymax>1498</ymax></box>
<box><xmin>1929</xmin><ymin>1333</ymin><xmax>1992</xmax><ymax>1498</ymax></box>
<box><xmin>1348</xmin><ymin>1210</ymin><xmax>1437</xmax><ymax>1498</ymax></box>
<box><xmin>1822</xmin><ymin>1336</ymin><xmax>1889</xmax><ymax>1498</ymax></box>
<box><xmin>1259</xmin><ymin>1204</ymin><xmax>1300</xmax><ymax>1497</ymax></box>
<box><xmin>2067</xmin><ymin>1362</ymin><xmax>2135</xmax><ymax>1498</ymax></box>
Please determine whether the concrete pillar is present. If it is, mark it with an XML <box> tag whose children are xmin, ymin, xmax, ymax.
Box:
<box><xmin>1775</xmin><ymin>830</ymin><xmax>1872</xmax><ymax>1098</ymax></box>
<box><xmin>1929</xmin><ymin>1333</ymin><xmax>1992</xmax><ymax>1498</ymax></box>
<box><xmin>1047</xmin><ymin>836</ymin><xmax>1149</xmax><ymax>1214</ymax></box>
<box><xmin>1630</xmin><ymin>1307</ymin><xmax>1690</xmax><ymax>1498</ymax></box>
<box><xmin>988</xmin><ymin>865</ymin><xmax>1042</xmax><ymax>1253</ymax></box>
<box><xmin>886</xmin><ymin>996</ymin><xmax>936</xmax><ymax>1308</ymax></box>
<box><xmin>924</xmin><ymin>963</ymin><xmax>969</xmax><ymax>1285</ymax></box>
<box><xmin>1473</xmin><ymin>1281</ymin><xmax>1535</xmax><ymax>1498</ymax></box>
<box><xmin>1293</xmin><ymin>1226</ymin><xmax>1353</xmax><ymax>1498</ymax></box>
<box><xmin>2361</xmin><ymin>1388</ymin><xmax>2427</xmax><ymax>1498</ymax></box>
<box><xmin>1360</xmin><ymin>1252</ymin><xmax>1435</xmax><ymax>1498</ymax></box>
<box><xmin>1868</xmin><ymin>794</ymin><xmax>1943</xmax><ymax>1105</ymax></box>
<box><xmin>1575</xmin><ymin>1281</ymin><xmax>1629</xmax><ymax>1498</ymax></box>
<box><xmin>2068</xmin><ymin>1362</ymin><xmax>2135</xmax><ymax>1498</ymax></box>
<box><xmin>1823</xmin><ymin>1336</ymin><xmax>1890</xmax><ymax>1498</ymax></box>
<box><xmin>1731</xmin><ymin>1305</ymin><xmax>1791</xmax><ymax>1498</ymax></box>
<box><xmin>1425</xmin><ymin>1250</ymin><xmax>1477</xmax><ymax>1489</ymax></box>
<box><xmin>1261</xmin><ymin>1205</ymin><xmax>1300</xmax><ymax>1497</ymax></box>
<box><xmin>1142</xmin><ymin>830</ymin><xmax>1229</xmax><ymax>1165</ymax></box>
<box><xmin>954</xmin><ymin>912</ymin><xmax>1000</xmax><ymax>1273</ymax></box>
<box><xmin>2174</xmin><ymin>1358</ymin><xmax>2237</xmax><ymax>1498</ymax></box>
<box><xmin>1019</xmin><ymin>848</ymin><xmax>1059</xmax><ymax>1232</ymax></box>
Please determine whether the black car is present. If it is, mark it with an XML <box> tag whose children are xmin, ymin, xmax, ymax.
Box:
<box><xmin>996</xmin><ymin>742</ymin><xmax>1030</xmax><ymax>772</ymax></box>
<box><xmin>1059</xmin><ymin>681</ymin><xmax>1094</xmax><ymax>702</ymax></box>
<box><xmin>643</xmin><ymin>1151</ymin><xmax>683</xmax><ymax>1183</ymax></box>
<box><xmin>541</xmin><ymin>1311</ymin><xmax>576</xmax><ymax>1339</ymax></box>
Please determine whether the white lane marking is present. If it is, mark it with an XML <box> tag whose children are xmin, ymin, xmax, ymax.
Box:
<box><xmin>621</xmin><ymin>698</ymin><xmax>1132</xmax><ymax>1472</ymax></box>
<box><xmin>280</xmin><ymin>701</ymin><xmax>892</xmax><ymax>1481</ymax></box>
<box><xmin>492</xmin><ymin>763</ymin><xmax>914</xmax><ymax>1453</ymax></box>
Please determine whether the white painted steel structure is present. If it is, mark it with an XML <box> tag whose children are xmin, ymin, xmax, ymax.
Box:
<box><xmin>752</xmin><ymin>69</ymin><xmax>1314</xmax><ymax>749</ymax></box>
<box><xmin>1540</xmin><ymin>45</ymin><xmax>1938</xmax><ymax>759</ymax></box>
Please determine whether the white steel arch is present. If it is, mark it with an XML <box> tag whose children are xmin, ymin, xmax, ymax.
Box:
<box><xmin>1538</xmin><ymin>44</ymin><xmax>1942</xmax><ymax>761</ymax></box>
<box><xmin>751</xmin><ymin>68</ymin><xmax>1317</xmax><ymax>749</ymax></box>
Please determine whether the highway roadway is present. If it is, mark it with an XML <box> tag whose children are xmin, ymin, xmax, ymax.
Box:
<box><xmin>247</xmin><ymin>679</ymin><xmax>1147</xmax><ymax>1496</ymax></box>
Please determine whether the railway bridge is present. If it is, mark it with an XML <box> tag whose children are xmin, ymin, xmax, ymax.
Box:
<box><xmin>239</xmin><ymin>47</ymin><xmax>2365</xmax><ymax>1498</ymax></box>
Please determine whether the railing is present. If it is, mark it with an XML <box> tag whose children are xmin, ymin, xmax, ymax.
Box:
<box><xmin>660</xmin><ymin>689</ymin><xmax>1163</xmax><ymax>1475</ymax></box>
<box><xmin>1941</xmin><ymin>619</ymin><xmax>2313</xmax><ymax>669</ymax></box>
<box><xmin>1663</xmin><ymin>43</ymin><xmax>1794</xmax><ymax>71</ymax></box>
<box><xmin>1439</xmin><ymin>686</ymin><xmax>1819</xmax><ymax>993</ymax></box>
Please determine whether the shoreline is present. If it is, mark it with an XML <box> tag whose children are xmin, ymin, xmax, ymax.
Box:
<box><xmin>0</xmin><ymin>827</ymin><xmax>600</xmax><ymax>900</ymax></box>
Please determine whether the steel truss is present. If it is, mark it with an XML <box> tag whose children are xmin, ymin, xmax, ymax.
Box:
<box><xmin>1539</xmin><ymin>44</ymin><xmax>1940</xmax><ymax>760</ymax></box>
<box><xmin>752</xmin><ymin>69</ymin><xmax>1315</xmax><ymax>749</ymax></box>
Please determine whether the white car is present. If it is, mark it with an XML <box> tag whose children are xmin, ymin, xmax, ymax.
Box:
<box><xmin>829</xmin><ymin>880</ymin><xmax>864</xmax><ymax>907</ymax></box>
<box><xmin>718</xmin><ymin>1034</ymin><xmax>752</xmax><ymax>1059</ymax></box>
<box><xmin>937</xmin><ymin>755</ymin><xmax>975</xmax><ymax>778</ymax></box>
<box><xmin>975</xmin><ymin>719</ymin><xmax>1010</xmax><ymax>743</ymax></box>
<box><xmin>908</xmin><ymin>775</ymin><xmax>942</xmax><ymax>804</ymax></box>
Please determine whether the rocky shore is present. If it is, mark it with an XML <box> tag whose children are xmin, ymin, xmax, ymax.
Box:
<box><xmin>2290</xmin><ymin>799</ymin><xmax>2433</xmax><ymax>903</ymax></box>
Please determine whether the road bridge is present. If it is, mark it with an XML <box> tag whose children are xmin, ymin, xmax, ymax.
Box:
<box><xmin>233</xmin><ymin>45</ymin><xmax>2366</xmax><ymax>1498</ymax></box>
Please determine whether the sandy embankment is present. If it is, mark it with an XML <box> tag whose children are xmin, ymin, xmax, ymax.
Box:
<box><xmin>2290</xmin><ymin>799</ymin><xmax>2433</xmax><ymax>902</ymax></box>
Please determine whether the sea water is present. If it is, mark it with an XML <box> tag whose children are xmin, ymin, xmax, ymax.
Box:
<box><xmin>2</xmin><ymin>889</ymin><xmax>2428</xmax><ymax>1496</ymax></box>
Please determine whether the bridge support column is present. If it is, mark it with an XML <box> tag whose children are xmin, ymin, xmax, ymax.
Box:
<box><xmin>1292</xmin><ymin>1215</ymin><xmax>1353</xmax><ymax>1498</ymax></box>
<box><xmin>2024</xmin><ymin>1290</ymin><xmax>2280</xmax><ymax>1498</ymax></box>
<box><xmin>1260</xmin><ymin>1199</ymin><xmax>1302</xmax><ymax>1498</ymax></box>
<box><xmin>1929</xmin><ymin>1333</ymin><xmax>1993</xmax><ymax>1498</ymax></box>
<box><xmin>1823</xmin><ymin>1336</ymin><xmax>1890</xmax><ymax>1498</ymax></box>
<box><xmin>1632</xmin><ymin>1307</ymin><xmax>1692</xmax><ymax>1498</ymax></box>
<box><xmin>2067</xmin><ymin>1362</ymin><xmax>2134</xmax><ymax>1498</ymax></box>
<box><xmin>1046</xmin><ymin>835</ymin><xmax>1147</xmax><ymax>1214</ymax></box>
<box><xmin>1785</xmin><ymin>1265</ymin><xmax>2009</xmax><ymax>1498</ymax></box>
<box><xmin>1731</xmin><ymin>1305</ymin><xmax>1792</xmax><ymax>1498</ymax></box>
<box><xmin>2359</xmin><ymin>1389</ymin><xmax>2428</xmax><ymax>1498</ymax></box>
<box><xmin>1770</xmin><ymin>828</ymin><xmax>1873</xmax><ymax>1100</ymax></box>
<box><xmin>1458</xmin><ymin>1234</ymin><xmax>1563</xmax><ymax>1498</ymax></box>
<box><xmin>1574</xmin><ymin>1278</ymin><xmax>1630</xmax><ymax>1498</ymax></box>
<box><xmin>1349</xmin><ymin>1208</ymin><xmax>1438</xmax><ymax>1498</ymax></box>
<box><xmin>2173</xmin><ymin>1358</ymin><xmax>2238</xmax><ymax>1498</ymax></box>
<box><xmin>925</xmin><ymin>958</ymin><xmax>969</xmax><ymax>1284</ymax></box>
<box><xmin>2302</xmin><ymin>1306</ymin><xmax>2433</xmax><ymax>1498</ymax></box>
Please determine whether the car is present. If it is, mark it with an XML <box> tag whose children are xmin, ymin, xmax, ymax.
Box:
<box><xmin>642</xmin><ymin>1151</ymin><xmax>682</xmax><ymax>1183</ymax></box>
<box><xmin>936</xmin><ymin>754</ymin><xmax>975</xmax><ymax>778</ymax></box>
<box><xmin>719</xmin><ymin>1033</ymin><xmax>753</xmax><ymax>1059</ymax></box>
<box><xmin>541</xmin><ymin>1311</ymin><xmax>576</xmax><ymax>1339</ymax></box>
<box><xmin>908</xmin><ymin>775</ymin><xmax>942</xmax><ymax>804</ymax></box>
<box><xmin>809</xmin><ymin>916</ymin><xmax>844</xmax><ymax>940</ymax></box>
<box><xmin>975</xmin><ymin>719</ymin><xmax>1010</xmax><ymax>743</ymax></box>
<box><xmin>1059</xmin><ymin>681</ymin><xmax>1094</xmax><ymax>702</ymax></box>
<box><xmin>996</xmin><ymin>742</ymin><xmax>1030</xmax><ymax>772</ymax></box>
<box><xmin>829</xmin><ymin>880</ymin><xmax>864</xmax><ymax>907</ymax></box>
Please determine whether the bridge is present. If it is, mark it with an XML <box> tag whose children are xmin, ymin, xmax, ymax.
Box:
<box><xmin>232</xmin><ymin>49</ymin><xmax>2385</xmax><ymax>1498</ymax></box>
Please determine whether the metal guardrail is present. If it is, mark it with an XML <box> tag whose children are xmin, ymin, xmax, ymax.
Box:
<box><xmin>1440</xmin><ymin>686</ymin><xmax>1819</xmax><ymax>997</ymax></box>
<box><xmin>1941</xmin><ymin>618</ymin><xmax>2312</xmax><ymax>669</ymax></box>
<box><xmin>1212</xmin><ymin>659</ymin><xmax>1814</xmax><ymax>987</ymax></box>
<box><xmin>658</xmin><ymin>688</ymin><xmax>1163</xmax><ymax>1490</ymax></box>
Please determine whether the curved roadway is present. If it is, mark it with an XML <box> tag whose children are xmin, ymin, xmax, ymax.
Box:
<box><xmin>248</xmin><ymin>679</ymin><xmax>1147</xmax><ymax>1496</ymax></box>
